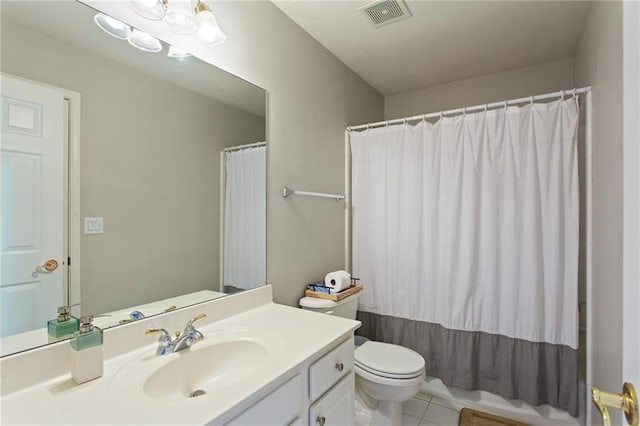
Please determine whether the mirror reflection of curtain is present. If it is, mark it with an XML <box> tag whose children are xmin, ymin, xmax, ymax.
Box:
<box><xmin>223</xmin><ymin>145</ymin><xmax>266</xmax><ymax>290</ymax></box>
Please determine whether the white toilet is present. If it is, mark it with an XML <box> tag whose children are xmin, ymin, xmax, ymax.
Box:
<box><xmin>299</xmin><ymin>293</ymin><xmax>426</xmax><ymax>426</ymax></box>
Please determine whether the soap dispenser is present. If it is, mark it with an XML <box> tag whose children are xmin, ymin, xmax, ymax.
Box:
<box><xmin>47</xmin><ymin>305</ymin><xmax>80</xmax><ymax>338</ymax></box>
<box><xmin>70</xmin><ymin>316</ymin><xmax>103</xmax><ymax>384</ymax></box>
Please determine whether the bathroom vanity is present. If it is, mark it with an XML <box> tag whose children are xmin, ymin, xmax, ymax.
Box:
<box><xmin>0</xmin><ymin>286</ymin><xmax>360</xmax><ymax>425</ymax></box>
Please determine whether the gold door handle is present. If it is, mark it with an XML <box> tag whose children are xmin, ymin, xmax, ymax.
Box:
<box><xmin>35</xmin><ymin>259</ymin><xmax>59</xmax><ymax>273</ymax></box>
<box><xmin>592</xmin><ymin>382</ymin><xmax>639</xmax><ymax>426</ymax></box>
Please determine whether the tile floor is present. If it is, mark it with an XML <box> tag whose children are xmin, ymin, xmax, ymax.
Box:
<box><xmin>402</xmin><ymin>392</ymin><xmax>461</xmax><ymax>426</ymax></box>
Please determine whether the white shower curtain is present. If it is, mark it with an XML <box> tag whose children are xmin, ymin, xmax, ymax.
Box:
<box><xmin>223</xmin><ymin>145</ymin><xmax>266</xmax><ymax>290</ymax></box>
<box><xmin>351</xmin><ymin>98</ymin><xmax>580</xmax><ymax>414</ymax></box>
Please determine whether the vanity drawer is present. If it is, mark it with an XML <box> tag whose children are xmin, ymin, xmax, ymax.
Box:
<box><xmin>309</xmin><ymin>373</ymin><xmax>355</xmax><ymax>426</ymax></box>
<box><xmin>309</xmin><ymin>338</ymin><xmax>353</xmax><ymax>401</ymax></box>
<box><xmin>226</xmin><ymin>374</ymin><xmax>302</xmax><ymax>426</ymax></box>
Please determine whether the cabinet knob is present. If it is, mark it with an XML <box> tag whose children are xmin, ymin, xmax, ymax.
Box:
<box><xmin>335</xmin><ymin>362</ymin><xmax>344</xmax><ymax>372</ymax></box>
<box><xmin>316</xmin><ymin>416</ymin><xmax>326</xmax><ymax>426</ymax></box>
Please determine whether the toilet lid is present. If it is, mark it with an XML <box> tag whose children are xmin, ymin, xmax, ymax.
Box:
<box><xmin>354</xmin><ymin>341</ymin><xmax>425</xmax><ymax>379</ymax></box>
<box><xmin>299</xmin><ymin>296</ymin><xmax>336</xmax><ymax>309</ymax></box>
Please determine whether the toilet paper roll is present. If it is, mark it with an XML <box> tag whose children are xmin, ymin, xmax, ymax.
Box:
<box><xmin>325</xmin><ymin>270</ymin><xmax>351</xmax><ymax>294</ymax></box>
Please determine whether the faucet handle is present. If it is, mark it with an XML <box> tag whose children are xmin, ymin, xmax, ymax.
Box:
<box><xmin>145</xmin><ymin>328</ymin><xmax>171</xmax><ymax>341</ymax></box>
<box><xmin>193</xmin><ymin>313</ymin><xmax>206</xmax><ymax>322</ymax></box>
<box><xmin>186</xmin><ymin>313</ymin><xmax>206</xmax><ymax>329</ymax></box>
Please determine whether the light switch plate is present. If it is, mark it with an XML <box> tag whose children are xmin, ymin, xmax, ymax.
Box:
<box><xmin>84</xmin><ymin>217</ymin><xmax>104</xmax><ymax>235</ymax></box>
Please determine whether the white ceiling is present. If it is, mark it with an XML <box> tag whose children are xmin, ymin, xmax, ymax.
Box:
<box><xmin>273</xmin><ymin>0</ymin><xmax>590</xmax><ymax>96</ymax></box>
<box><xmin>1</xmin><ymin>1</ymin><xmax>265</xmax><ymax>117</ymax></box>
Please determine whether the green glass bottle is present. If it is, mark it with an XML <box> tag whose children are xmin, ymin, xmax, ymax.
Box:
<box><xmin>47</xmin><ymin>306</ymin><xmax>80</xmax><ymax>338</ymax></box>
<box><xmin>70</xmin><ymin>317</ymin><xmax>103</xmax><ymax>350</ymax></box>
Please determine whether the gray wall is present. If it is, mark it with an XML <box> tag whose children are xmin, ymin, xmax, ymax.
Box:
<box><xmin>384</xmin><ymin>58</ymin><xmax>574</xmax><ymax>119</ymax></box>
<box><xmin>1</xmin><ymin>20</ymin><xmax>265</xmax><ymax>314</ymax></box>
<box><xmin>86</xmin><ymin>1</ymin><xmax>385</xmax><ymax>308</ymax></box>
<box><xmin>573</xmin><ymin>2</ymin><xmax>624</xmax><ymax>424</ymax></box>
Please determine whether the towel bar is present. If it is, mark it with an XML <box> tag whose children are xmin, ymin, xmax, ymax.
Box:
<box><xmin>282</xmin><ymin>187</ymin><xmax>345</xmax><ymax>201</ymax></box>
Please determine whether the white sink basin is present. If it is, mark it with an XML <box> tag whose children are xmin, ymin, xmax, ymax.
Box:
<box><xmin>143</xmin><ymin>340</ymin><xmax>268</xmax><ymax>400</ymax></box>
<box><xmin>109</xmin><ymin>327</ymin><xmax>282</xmax><ymax>405</ymax></box>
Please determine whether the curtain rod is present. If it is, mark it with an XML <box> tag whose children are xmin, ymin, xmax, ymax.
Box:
<box><xmin>347</xmin><ymin>86</ymin><xmax>591</xmax><ymax>132</ymax></box>
<box><xmin>223</xmin><ymin>141</ymin><xmax>266</xmax><ymax>153</ymax></box>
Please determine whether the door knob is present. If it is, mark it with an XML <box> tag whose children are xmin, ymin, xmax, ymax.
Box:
<box><xmin>592</xmin><ymin>382</ymin><xmax>639</xmax><ymax>426</ymax></box>
<box><xmin>35</xmin><ymin>259</ymin><xmax>59</xmax><ymax>273</ymax></box>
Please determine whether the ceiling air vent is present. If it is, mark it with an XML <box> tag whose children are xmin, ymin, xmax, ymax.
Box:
<box><xmin>359</xmin><ymin>0</ymin><xmax>411</xmax><ymax>28</ymax></box>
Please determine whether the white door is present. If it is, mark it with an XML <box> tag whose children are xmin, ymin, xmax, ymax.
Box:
<box><xmin>0</xmin><ymin>74</ymin><xmax>66</xmax><ymax>337</ymax></box>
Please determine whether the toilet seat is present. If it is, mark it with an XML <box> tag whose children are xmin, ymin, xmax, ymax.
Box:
<box><xmin>355</xmin><ymin>363</ymin><xmax>426</xmax><ymax>388</ymax></box>
<box><xmin>355</xmin><ymin>361</ymin><xmax>423</xmax><ymax>379</ymax></box>
<box><xmin>354</xmin><ymin>341</ymin><xmax>425</xmax><ymax>380</ymax></box>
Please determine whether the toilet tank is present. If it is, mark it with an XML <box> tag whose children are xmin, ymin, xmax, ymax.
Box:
<box><xmin>299</xmin><ymin>293</ymin><xmax>359</xmax><ymax>319</ymax></box>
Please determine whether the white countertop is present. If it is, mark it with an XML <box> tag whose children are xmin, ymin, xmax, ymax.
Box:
<box><xmin>1</xmin><ymin>290</ymin><xmax>360</xmax><ymax>425</ymax></box>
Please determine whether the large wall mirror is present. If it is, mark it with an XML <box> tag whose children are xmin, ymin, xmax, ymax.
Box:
<box><xmin>0</xmin><ymin>1</ymin><xmax>267</xmax><ymax>356</ymax></box>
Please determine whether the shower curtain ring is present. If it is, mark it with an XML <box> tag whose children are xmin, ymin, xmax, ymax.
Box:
<box><xmin>503</xmin><ymin>100</ymin><xmax>508</xmax><ymax>109</ymax></box>
<box><xmin>560</xmin><ymin>89</ymin><xmax>565</xmax><ymax>100</ymax></box>
<box><xmin>530</xmin><ymin>96</ymin><xmax>534</xmax><ymax>105</ymax></box>
<box><xmin>572</xmin><ymin>88</ymin><xmax>577</xmax><ymax>98</ymax></box>
<box><xmin>484</xmin><ymin>104</ymin><xmax>488</xmax><ymax>113</ymax></box>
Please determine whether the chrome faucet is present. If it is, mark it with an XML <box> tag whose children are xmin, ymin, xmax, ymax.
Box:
<box><xmin>145</xmin><ymin>313</ymin><xmax>207</xmax><ymax>355</ymax></box>
<box><xmin>174</xmin><ymin>313</ymin><xmax>206</xmax><ymax>352</ymax></box>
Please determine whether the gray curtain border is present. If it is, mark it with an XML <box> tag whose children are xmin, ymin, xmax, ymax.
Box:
<box><xmin>357</xmin><ymin>311</ymin><xmax>579</xmax><ymax>417</ymax></box>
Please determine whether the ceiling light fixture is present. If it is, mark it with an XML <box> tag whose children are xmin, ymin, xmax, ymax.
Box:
<box><xmin>93</xmin><ymin>12</ymin><xmax>163</xmax><ymax>54</ymax></box>
<box><xmin>127</xmin><ymin>0</ymin><xmax>166</xmax><ymax>21</ymax></box>
<box><xmin>127</xmin><ymin>29</ymin><xmax>163</xmax><ymax>53</ymax></box>
<box><xmin>163</xmin><ymin>0</ymin><xmax>197</xmax><ymax>35</ymax></box>
<box><xmin>96</xmin><ymin>1</ymin><xmax>226</xmax><ymax>55</ymax></box>
<box><xmin>93</xmin><ymin>13</ymin><xmax>132</xmax><ymax>40</ymax></box>
<box><xmin>194</xmin><ymin>1</ymin><xmax>226</xmax><ymax>46</ymax></box>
